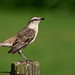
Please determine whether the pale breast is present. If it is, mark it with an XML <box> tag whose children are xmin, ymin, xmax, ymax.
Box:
<box><xmin>28</xmin><ymin>25</ymin><xmax>38</xmax><ymax>44</ymax></box>
<box><xmin>28</xmin><ymin>22</ymin><xmax>39</xmax><ymax>44</ymax></box>
<box><xmin>30</xmin><ymin>28</ymin><xmax>38</xmax><ymax>44</ymax></box>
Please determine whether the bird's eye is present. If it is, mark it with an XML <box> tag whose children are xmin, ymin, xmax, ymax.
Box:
<box><xmin>34</xmin><ymin>19</ymin><xmax>37</xmax><ymax>21</ymax></box>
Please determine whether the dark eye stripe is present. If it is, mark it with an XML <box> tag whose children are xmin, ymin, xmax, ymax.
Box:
<box><xmin>30</xmin><ymin>19</ymin><xmax>39</xmax><ymax>22</ymax></box>
<box><xmin>34</xmin><ymin>19</ymin><xmax>38</xmax><ymax>21</ymax></box>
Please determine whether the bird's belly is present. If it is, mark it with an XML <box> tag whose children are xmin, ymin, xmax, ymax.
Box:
<box><xmin>30</xmin><ymin>31</ymin><xmax>38</xmax><ymax>44</ymax></box>
<box><xmin>30</xmin><ymin>35</ymin><xmax>36</xmax><ymax>44</ymax></box>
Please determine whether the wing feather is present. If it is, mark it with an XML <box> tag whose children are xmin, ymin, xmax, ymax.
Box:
<box><xmin>8</xmin><ymin>28</ymin><xmax>35</xmax><ymax>54</ymax></box>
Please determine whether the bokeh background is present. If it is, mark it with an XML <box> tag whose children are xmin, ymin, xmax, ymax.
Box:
<box><xmin>0</xmin><ymin>0</ymin><xmax>75</xmax><ymax>75</ymax></box>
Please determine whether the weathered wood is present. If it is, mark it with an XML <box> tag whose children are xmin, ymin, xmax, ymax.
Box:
<box><xmin>10</xmin><ymin>60</ymin><xmax>39</xmax><ymax>75</ymax></box>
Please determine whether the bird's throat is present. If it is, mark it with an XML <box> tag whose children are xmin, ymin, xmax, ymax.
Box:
<box><xmin>28</xmin><ymin>23</ymin><xmax>38</xmax><ymax>31</ymax></box>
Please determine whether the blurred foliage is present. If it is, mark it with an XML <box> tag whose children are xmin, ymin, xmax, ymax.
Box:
<box><xmin>0</xmin><ymin>9</ymin><xmax>75</xmax><ymax>75</ymax></box>
<box><xmin>0</xmin><ymin>0</ymin><xmax>75</xmax><ymax>10</ymax></box>
<box><xmin>0</xmin><ymin>0</ymin><xmax>75</xmax><ymax>75</ymax></box>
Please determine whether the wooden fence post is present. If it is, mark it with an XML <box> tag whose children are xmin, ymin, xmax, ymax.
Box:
<box><xmin>10</xmin><ymin>60</ymin><xmax>39</xmax><ymax>75</ymax></box>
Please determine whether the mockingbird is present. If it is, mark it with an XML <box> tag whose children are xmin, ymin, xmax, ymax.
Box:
<box><xmin>0</xmin><ymin>16</ymin><xmax>45</xmax><ymax>60</ymax></box>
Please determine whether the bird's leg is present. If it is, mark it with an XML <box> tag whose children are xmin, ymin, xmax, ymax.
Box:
<box><xmin>18</xmin><ymin>51</ymin><xmax>28</xmax><ymax>60</ymax></box>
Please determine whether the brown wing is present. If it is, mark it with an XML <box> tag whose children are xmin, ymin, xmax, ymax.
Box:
<box><xmin>8</xmin><ymin>28</ymin><xmax>35</xmax><ymax>54</ymax></box>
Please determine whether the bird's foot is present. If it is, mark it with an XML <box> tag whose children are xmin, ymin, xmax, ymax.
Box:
<box><xmin>23</xmin><ymin>58</ymin><xmax>32</xmax><ymax>62</ymax></box>
<box><xmin>19</xmin><ymin>59</ymin><xmax>33</xmax><ymax>63</ymax></box>
<box><xmin>23</xmin><ymin>57</ymin><xmax>33</xmax><ymax>62</ymax></box>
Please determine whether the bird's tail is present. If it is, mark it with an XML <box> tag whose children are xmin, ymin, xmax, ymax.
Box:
<box><xmin>8</xmin><ymin>49</ymin><xmax>13</xmax><ymax>54</ymax></box>
<box><xmin>0</xmin><ymin>42</ymin><xmax>5</xmax><ymax>47</ymax></box>
<box><xmin>0</xmin><ymin>42</ymin><xmax>12</xmax><ymax>47</ymax></box>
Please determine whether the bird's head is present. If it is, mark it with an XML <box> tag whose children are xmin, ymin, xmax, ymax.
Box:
<box><xmin>29</xmin><ymin>16</ymin><xmax>45</xmax><ymax>25</ymax></box>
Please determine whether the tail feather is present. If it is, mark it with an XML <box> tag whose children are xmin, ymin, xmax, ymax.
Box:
<box><xmin>8</xmin><ymin>49</ymin><xmax>13</xmax><ymax>54</ymax></box>
<box><xmin>0</xmin><ymin>42</ymin><xmax>12</xmax><ymax>47</ymax></box>
<box><xmin>8</xmin><ymin>48</ymin><xmax>21</xmax><ymax>54</ymax></box>
<box><xmin>0</xmin><ymin>43</ymin><xmax>6</xmax><ymax>47</ymax></box>
<box><xmin>12</xmin><ymin>49</ymin><xmax>20</xmax><ymax>54</ymax></box>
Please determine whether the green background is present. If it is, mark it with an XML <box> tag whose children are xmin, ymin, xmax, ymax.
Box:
<box><xmin>0</xmin><ymin>0</ymin><xmax>75</xmax><ymax>75</ymax></box>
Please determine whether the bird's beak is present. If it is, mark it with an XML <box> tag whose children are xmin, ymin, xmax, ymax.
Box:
<box><xmin>41</xmin><ymin>18</ymin><xmax>45</xmax><ymax>20</ymax></box>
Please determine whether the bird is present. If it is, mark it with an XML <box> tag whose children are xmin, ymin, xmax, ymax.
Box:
<box><xmin>0</xmin><ymin>16</ymin><xmax>45</xmax><ymax>60</ymax></box>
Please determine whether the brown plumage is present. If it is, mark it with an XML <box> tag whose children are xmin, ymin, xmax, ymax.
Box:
<box><xmin>8</xmin><ymin>28</ymin><xmax>35</xmax><ymax>54</ymax></box>
<box><xmin>0</xmin><ymin>16</ymin><xmax>45</xmax><ymax>60</ymax></box>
